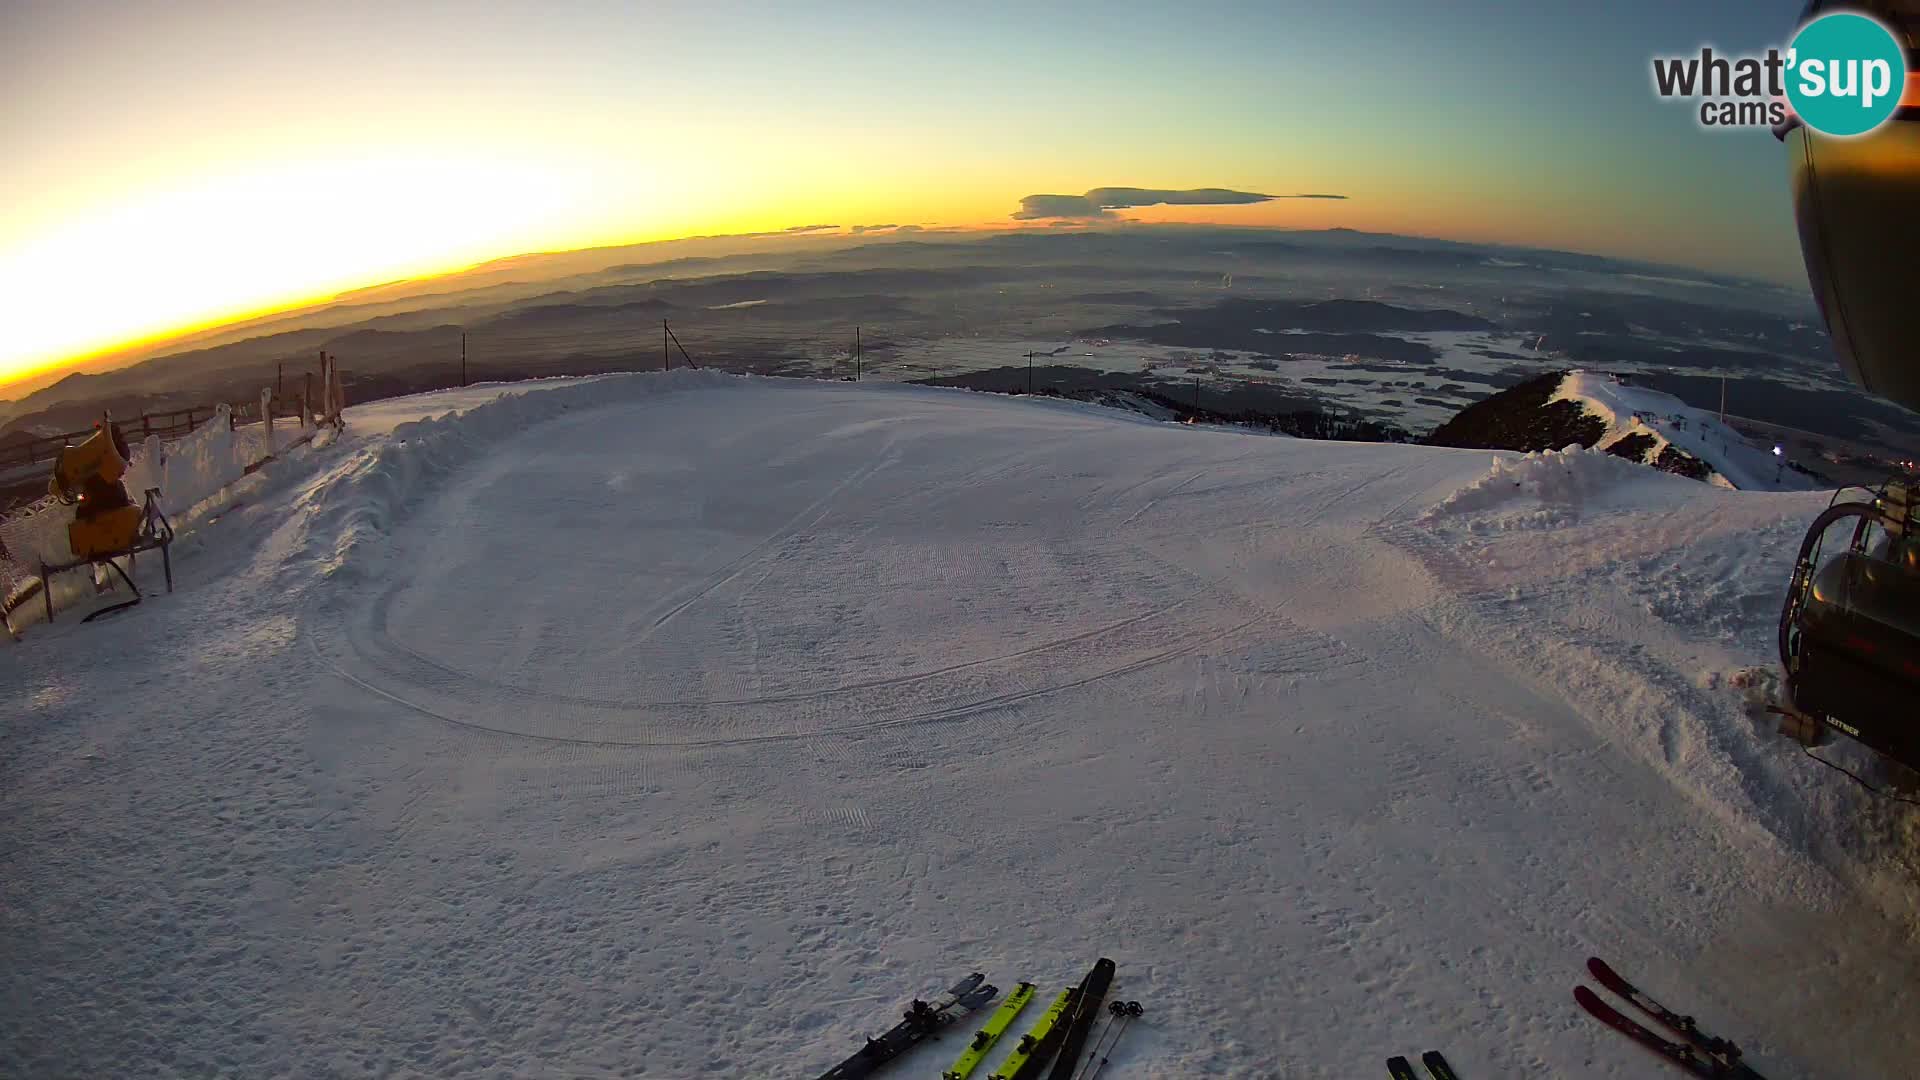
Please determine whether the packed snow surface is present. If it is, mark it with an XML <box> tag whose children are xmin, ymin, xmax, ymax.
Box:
<box><xmin>3</xmin><ymin>372</ymin><xmax>1917</xmax><ymax>1078</ymax></box>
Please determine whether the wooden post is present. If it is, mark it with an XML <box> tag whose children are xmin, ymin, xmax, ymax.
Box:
<box><xmin>277</xmin><ymin>361</ymin><xmax>284</xmax><ymax>402</ymax></box>
<box><xmin>855</xmin><ymin>326</ymin><xmax>861</xmax><ymax>381</ymax></box>
<box><xmin>663</xmin><ymin>320</ymin><xmax>670</xmax><ymax>372</ymax></box>
<box><xmin>1027</xmin><ymin>351</ymin><xmax>1035</xmax><ymax>394</ymax></box>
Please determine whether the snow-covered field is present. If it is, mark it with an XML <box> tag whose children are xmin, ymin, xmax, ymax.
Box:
<box><xmin>3</xmin><ymin>372</ymin><xmax>1916</xmax><ymax>1078</ymax></box>
<box><xmin>894</xmin><ymin>332</ymin><xmax>1555</xmax><ymax>433</ymax></box>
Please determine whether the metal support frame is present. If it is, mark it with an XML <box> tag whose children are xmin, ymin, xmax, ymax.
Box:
<box><xmin>35</xmin><ymin>489</ymin><xmax>175</xmax><ymax>625</ymax></box>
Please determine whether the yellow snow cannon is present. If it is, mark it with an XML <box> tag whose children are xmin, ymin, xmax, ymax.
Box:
<box><xmin>50</xmin><ymin>424</ymin><xmax>142</xmax><ymax>560</ymax></box>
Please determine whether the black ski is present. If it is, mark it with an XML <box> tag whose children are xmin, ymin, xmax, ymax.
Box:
<box><xmin>1420</xmin><ymin>1050</ymin><xmax>1460</xmax><ymax>1080</ymax></box>
<box><xmin>817</xmin><ymin>973</ymin><xmax>997</xmax><ymax>1080</ymax></box>
<box><xmin>1046</xmin><ymin>957</ymin><xmax>1115</xmax><ymax>1080</ymax></box>
<box><xmin>1387</xmin><ymin>1056</ymin><xmax>1419</xmax><ymax>1080</ymax></box>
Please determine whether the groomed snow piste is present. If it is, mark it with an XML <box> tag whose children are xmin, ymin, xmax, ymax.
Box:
<box><xmin>2</xmin><ymin>371</ymin><xmax>1916</xmax><ymax>1079</ymax></box>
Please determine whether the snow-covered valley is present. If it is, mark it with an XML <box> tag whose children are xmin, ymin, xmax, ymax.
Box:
<box><xmin>3</xmin><ymin>372</ymin><xmax>1916</xmax><ymax>1078</ymax></box>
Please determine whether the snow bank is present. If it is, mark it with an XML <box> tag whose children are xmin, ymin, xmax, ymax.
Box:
<box><xmin>294</xmin><ymin>369</ymin><xmax>745</xmax><ymax>581</ymax></box>
<box><xmin>0</xmin><ymin>499</ymin><xmax>75</xmax><ymax>571</ymax></box>
<box><xmin>342</xmin><ymin>377</ymin><xmax>624</xmax><ymax>437</ymax></box>
<box><xmin>122</xmin><ymin>404</ymin><xmax>266</xmax><ymax>521</ymax></box>
<box><xmin>1425</xmin><ymin>443</ymin><xmax>1695</xmax><ymax>521</ymax></box>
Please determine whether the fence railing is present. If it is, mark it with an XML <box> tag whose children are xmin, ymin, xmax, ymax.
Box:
<box><xmin>0</xmin><ymin>393</ymin><xmax>320</xmax><ymax>473</ymax></box>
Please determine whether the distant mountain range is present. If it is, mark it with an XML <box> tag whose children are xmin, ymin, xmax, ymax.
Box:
<box><xmin>9</xmin><ymin>224</ymin><xmax>1904</xmax><ymax>472</ymax></box>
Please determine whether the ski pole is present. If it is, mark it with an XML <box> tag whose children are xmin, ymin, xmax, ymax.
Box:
<box><xmin>1083</xmin><ymin>1001</ymin><xmax>1143</xmax><ymax>1080</ymax></box>
<box><xmin>1071</xmin><ymin>1001</ymin><xmax>1131</xmax><ymax>1080</ymax></box>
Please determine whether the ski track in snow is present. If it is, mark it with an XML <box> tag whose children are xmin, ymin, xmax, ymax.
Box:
<box><xmin>2</xmin><ymin>371</ymin><xmax>1917</xmax><ymax>1079</ymax></box>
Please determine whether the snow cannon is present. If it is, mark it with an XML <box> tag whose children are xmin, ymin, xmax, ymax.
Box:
<box><xmin>1778</xmin><ymin>0</ymin><xmax>1920</xmax><ymax>412</ymax></box>
<box><xmin>13</xmin><ymin>418</ymin><xmax>176</xmax><ymax>630</ymax></box>
<box><xmin>1778</xmin><ymin>474</ymin><xmax>1920</xmax><ymax>773</ymax></box>
<box><xmin>49</xmin><ymin>423</ymin><xmax>141</xmax><ymax>559</ymax></box>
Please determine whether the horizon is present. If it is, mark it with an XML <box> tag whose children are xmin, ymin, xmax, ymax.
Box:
<box><xmin>0</xmin><ymin>217</ymin><xmax>1799</xmax><ymax>401</ymax></box>
<box><xmin>4</xmin><ymin>0</ymin><xmax>1813</xmax><ymax>391</ymax></box>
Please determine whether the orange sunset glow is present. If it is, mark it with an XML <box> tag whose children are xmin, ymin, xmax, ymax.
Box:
<box><xmin>2</xmin><ymin>2</ymin><xmax>1831</xmax><ymax>394</ymax></box>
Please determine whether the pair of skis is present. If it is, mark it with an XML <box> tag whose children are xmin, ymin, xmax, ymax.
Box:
<box><xmin>945</xmin><ymin>981</ymin><xmax>1036</xmax><ymax>1080</ymax></box>
<box><xmin>992</xmin><ymin>957</ymin><xmax>1122</xmax><ymax>1080</ymax></box>
<box><xmin>1576</xmin><ymin>957</ymin><xmax>1765</xmax><ymax>1078</ymax></box>
<box><xmin>819</xmin><ymin>960</ymin><xmax>1139</xmax><ymax>1080</ymax></box>
<box><xmin>1387</xmin><ymin>1051</ymin><xmax>1457</xmax><ymax>1079</ymax></box>
<box><xmin>815</xmin><ymin>972</ymin><xmax>998</xmax><ymax>1080</ymax></box>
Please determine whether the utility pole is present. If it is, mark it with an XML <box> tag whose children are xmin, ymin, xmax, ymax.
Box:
<box><xmin>1027</xmin><ymin>351</ymin><xmax>1036</xmax><ymax>394</ymax></box>
<box><xmin>855</xmin><ymin>325</ymin><xmax>861</xmax><ymax>381</ymax></box>
<box><xmin>1194</xmin><ymin>376</ymin><xmax>1202</xmax><ymax>413</ymax></box>
<box><xmin>461</xmin><ymin>332</ymin><xmax>468</xmax><ymax>387</ymax></box>
<box><xmin>1719</xmin><ymin>375</ymin><xmax>1727</xmax><ymax>424</ymax></box>
<box><xmin>276</xmin><ymin>361</ymin><xmax>283</xmax><ymax>402</ymax></box>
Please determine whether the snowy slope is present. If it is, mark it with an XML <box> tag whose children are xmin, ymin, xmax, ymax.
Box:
<box><xmin>1552</xmin><ymin>369</ymin><xmax>1812</xmax><ymax>491</ymax></box>
<box><xmin>2</xmin><ymin>372</ymin><xmax>1917</xmax><ymax>1079</ymax></box>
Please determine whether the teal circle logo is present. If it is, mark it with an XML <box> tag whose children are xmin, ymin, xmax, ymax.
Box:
<box><xmin>1786</xmin><ymin>12</ymin><xmax>1908</xmax><ymax>136</ymax></box>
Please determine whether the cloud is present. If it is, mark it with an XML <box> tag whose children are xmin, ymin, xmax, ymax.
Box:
<box><xmin>849</xmin><ymin>224</ymin><xmax>900</xmax><ymax>234</ymax></box>
<box><xmin>1012</xmin><ymin>187</ymin><xmax>1345</xmax><ymax>220</ymax></box>
<box><xmin>784</xmin><ymin>224</ymin><xmax>839</xmax><ymax>233</ymax></box>
<box><xmin>1015</xmin><ymin>194</ymin><xmax>1120</xmax><ymax>220</ymax></box>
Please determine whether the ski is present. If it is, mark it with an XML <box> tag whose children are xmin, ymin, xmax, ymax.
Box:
<box><xmin>816</xmin><ymin>972</ymin><xmax>996</xmax><ymax>1080</ymax></box>
<box><xmin>1586</xmin><ymin>957</ymin><xmax>1745</xmax><ymax>1064</ymax></box>
<box><xmin>1046</xmin><ymin>957</ymin><xmax>1115</xmax><ymax>1080</ymax></box>
<box><xmin>1575</xmin><ymin>986</ymin><xmax>1762</xmax><ymax>1078</ymax></box>
<box><xmin>988</xmin><ymin>986</ymin><xmax>1077</xmax><ymax>1080</ymax></box>
<box><xmin>945</xmin><ymin>981</ymin><xmax>1036</xmax><ymax>1080</ymax></box>
<box><xmin>1420</xmin><ymin>1050</ymin><xmax>1460</xmax><ymax>1080</ymax></box>
<box><xmin>1387</xmin><ymin>1056</ymin><xmax>1420</xmax><ymax>1080</ymax></box>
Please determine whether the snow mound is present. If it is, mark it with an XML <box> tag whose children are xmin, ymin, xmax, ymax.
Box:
<box><xmin>293</xmin><ymin>369</ymin><xmax>743</xmax><ymax>581</ymax></box>
<box><xmin>1552</xmin><ymin>370</ymin><xmax>1809</xmax><ymax>492</ymax></box>
<box><xmin>0</xmin><ymin>498</ymin><xmax>75</xmax><ymax>571</ymax></box>
<box><xmin>122</xmin><ymin>403</ymin><xmax>262</xmax><ymax>520</ymax></box>
<box><xmin>1426</xmin><ymin>443</ymin><xmax>1694</xmax><ymax>521</ymax></box>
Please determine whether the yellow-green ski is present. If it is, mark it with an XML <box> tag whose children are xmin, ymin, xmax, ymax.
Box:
<box><xmin>944</xmin><ymin>981</ymin><xmax>1035</xmax><ymax>1080</ymax></box>
<box><xmin>987</xmin><ymin>986</ymin><xmax>1076</xmax><ymax>1080</ymax></box>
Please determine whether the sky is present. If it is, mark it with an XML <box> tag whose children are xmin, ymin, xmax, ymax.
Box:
<box><xmin>1</xmin><ymin>0</ymin><xmax>1814</xmax><ymax>390</ymax></box>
